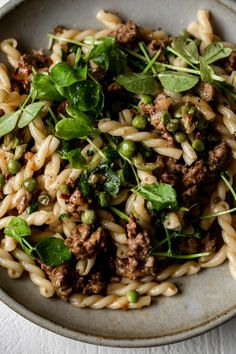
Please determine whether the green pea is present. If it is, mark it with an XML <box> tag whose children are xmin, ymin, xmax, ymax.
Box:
<box><xmin>38</xmin><ymin>192</ymin><xmax>51</xmax><ymax>206</ymax></box>
<box><xmin>174</xmin><ymin>131</ymin><xmax>186</xmax><ymax>143</ymax></box>
<box><xmin>173</xmin><ymin>107</ymin><xmax>183</xmax><ymax>118</ymax></box>
<box><xmin>97</xmin><ymin>191</ymin><xmax>110</xmax><ymax>208</ymax></box>
<box><xmin>128</xmin><ymin>289</ymin><xmax>140</xmax><ymax>303</ymax></box>
<box><xmin>69</xmin><ymin>44</ymin><xmax>79</xmax><ymax>53</ymax></box>
<box><xmin>119</xmin><ymin>140</ymin><xmax>136</xmax><ymax>158</ymax></box>
<box><xmin>81</xmin><ymin>209</ymin><xmax>96</xmax><ymax>224</ymax></box>
<box><xmin>161</xmin><ymin>112</ymin><xmax>171</xmax><ymax>125</ymax></box>
<box><xmin>188</xmin><ymin>106</ymin><xmax>196</xmax><ymax>115</ymax></box>
<box><xmin>7</xmin><ymin>159</ymin><xmax>21</xmax><ymax>175</ymax></box>
<box><xmin>140</xmin><ymin>94</ymin><xmax>153</xmax><ymax>104</ymax></box>
<box><xmin>192</xmin><ymin>139</ymin><xmax>205</xmax><ymax>152</ymax></box>
<box><xmin>166</xmin><ymin>119</ymin><xmax>179</xmax><ymax>133</ymax></box>
<box><xmin>132</xmin><ymin>115</ymin><xmax>147</xmax><ymax>130</ymax></box>
<box><xmin>23</xmin><ymin>177</ymin><xmax>38</xmax><ymax>192</ymax></box>
<box><xmin>0</xmin><ymin>173</ymin><xmax>5</xmax><ymax>190</ymax></box>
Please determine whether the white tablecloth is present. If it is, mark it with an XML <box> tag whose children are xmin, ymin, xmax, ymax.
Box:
<box><xmin>1</xmin><ymin>0</ymin><xmax>236</xmax><ymax>352</ymax></box>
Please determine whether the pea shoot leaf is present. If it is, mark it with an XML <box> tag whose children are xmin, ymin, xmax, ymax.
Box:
<box><xmin>32</xmin><ymin>74</ymin><xmax>63</xmax><ymax>101</ymax></box>
<box><xmin>172</xmin><ymin>37</ymin><xmax>199</xmax><ymax>65</ymax></box>
<box><xmin>116</xmin><ymin>73</ymin><xmax>158</xmax><ymax>95</ymax></box>
<box><xmin>35</xmin><ymin>238</ymin><xmax>72</xmax><ymax>267</ymax></box>
<box><xmin>158</xmin><ymin>70</ymin><xmax>199</xmax><ymax>92</ymax></box>
<box><xmin>18</xmin><ymin>102</ymin><xmax>45</xmax><ymax>128</ymax></box>
<box><xmin>0</xmin><ymin>111</ymin><xmax>21</xmax><ymax>137</ymax></box>
<box><xmin>202</xmin><ymin>42</ymin><xmax>232</xmax><ymax>64</ymax></box>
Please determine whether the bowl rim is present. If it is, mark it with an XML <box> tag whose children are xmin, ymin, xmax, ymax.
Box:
<box><xmin>1</xmin><ymin>0</ymin><xmax>236</xmax><ymax>347</ymax></box>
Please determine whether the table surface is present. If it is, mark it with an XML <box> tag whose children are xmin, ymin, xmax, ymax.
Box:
<box><xmin>1</xmin><ymin>0</ymin><xmax>236</xmax><ymax>353</ymax></box>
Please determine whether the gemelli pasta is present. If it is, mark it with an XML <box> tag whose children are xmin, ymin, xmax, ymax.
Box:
<box><xmin>0</xmin><ymin>9</ymin><xmax>236</xmax><ymax>310</ymax></box>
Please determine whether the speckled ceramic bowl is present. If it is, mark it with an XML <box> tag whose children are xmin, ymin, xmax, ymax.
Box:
<box><xmin>1</xmin><ymin>0</ymin><xmax>236</xmax><ymax>347</ymax></box>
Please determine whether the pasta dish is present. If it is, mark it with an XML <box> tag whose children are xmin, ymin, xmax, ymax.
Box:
<box><xmin>0</xmin><ymin>9</ymin><xmax>236</xmax><ymax>310</ymax></box>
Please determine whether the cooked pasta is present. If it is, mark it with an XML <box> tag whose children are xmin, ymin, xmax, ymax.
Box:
<box><xmin>0</xmin><ymin>9</ymin><xmax>236</xmax><ymax>311</ymax></box>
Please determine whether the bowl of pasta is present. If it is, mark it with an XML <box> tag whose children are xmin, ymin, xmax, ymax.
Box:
<box><xmin>1</xmin><ymin>0</ymin><xmax>236</xmax><ymax>347</ymax></box>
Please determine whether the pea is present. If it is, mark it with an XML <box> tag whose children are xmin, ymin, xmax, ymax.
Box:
<box><xmin>119</xmin><ymin>140</ymin><xmax>136</xmax><ymax>158</ymax></box>
<box><xmin>127</xmin><ymin>289</ymin><xmax>140</xmax><ymax>303</ymax></box>
<box><xmin>69</xmin><ymin>44</ymin><xmax>78</xmax><ymax>53</ymax></box>
<box><xmin>38</xmin><ymin>192</ymin><xmax>51</xmax><ymax>206</ymax></box>
<box><xmin>97</xmin><ymin>191</ymin><xmax>110</xmax><ymax>208</ymax></box>
<box><xmin>174</xmin><ymin>131</ymin><xmax>186</xmax><ymax>143</ymax></box>
<box><xmin>140</xmin><ymin>94</ymin><xmax>153</xmax><ymax>104</ymax></box>
<box><xmin>23</xmin><ymin>177</ymin><xmax>38</xmax><ymax>192</ymax></box>
<box><xmin>188</xmin><ymin>106</ymin><xmax>196</xmax><ymax>115</ymax></box>
<box><xmin>173</xmin><ymin>107</ymin><xmax>183</xmax><ymax>118</ymax></box>
<box><xmin>0</xmin><ymin>173</ymin><xmax>5</xmax><ymax>190</ymax></box>
<box><xmin>7</xmin><ymin>159</ymin><xmax>21</xmax><ymax>175</ymax></box>
<box><xmin>81</xmin><ymin>209</ymin><xmax>96</xmax><ymax>224</ymax></box>
<box><xmin>132</xmin><ymin>115</ymin><xmax>147</xmax><ymax>130</ymax></box>
<box><xmin>166</xmin><ymin>119</ymin><xmax>179</xmax><ymax>133</ymax></box>
<box><xmin>161</xmin><ymin>112</ymin><xmax>171</xmax><ymax>125</ymax></box>
<box><xmin>192</xmin><ymin>139</ymin><xmax>205</xmax><ymax>152</ymax></box>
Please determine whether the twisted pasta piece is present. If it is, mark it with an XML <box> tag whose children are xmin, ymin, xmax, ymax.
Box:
<box><xmin>11</xmin><ymin>248</ymin><xmax>54</xmax><ymax>297</ymax></box>
<box><xmin>0</xmin><ymin>64</ymin><xmax>11</xmax><ymax>92</ymax></box>
<box><xmin>187</xmin><ymin>10</ymin><xmax>213</xmax><ymax>48</ymax></box>
<box><xmin>156</xmin><ymin>261</ymin><xmax>201</xmax><ymax>281</ymax></box>
<box><xmin>0</xmin><ymin>189</ymin><xmax>30</xmax><ymax>218</ymax></box>
<box><xmin>98</xmin><ymin>119</ymin><xmax>182</xmax><ymax>159</ymax></box>
<box><xmin>70</xmin><ymin>293</ymin><xmax>151</xmax><ymax>309</ymax></box>
<box><xmin>0</xmin><ymin>38</ymin><xmax>21</xmax><ymax>68</ymax></box>
<box><xmin>96</xmin><ymin>10</ymin><xmax>122</xmax><ymax>29</ymax></box>
<box><xmin>0</xmin><ymin>210</ymin><xmax>56</xmax><ymax>230</ymax></box>
<box><xmin>97</xmin><ymin>209</ymin><xmax>127</xmax><ymax>244</ymax></box>
<box><xmin>218</xmin><ymin>104</ymin><xmax>236</xmax><ymax>135</ymax></box>
<box><xmin>0</xmin><ymin>248</ymin><xmax>23</xmax><ymax>278</ymax></box>
<box><xmin>1</xmin><ymin>235</ymin><xmax>17</xmax><ymax>252</ymax></box>
<box><xmin>76</xmin><ymin>256</ymin><xmax>96</xmax><ymax>276</ymax></box>
<box><xmin>183</xmin><ymin>95</ymin><xmax>215</xmax><ymax>120</ymax></box>
<box><xmin>107</xmin><ymin>280</ymin><xmax>178</xmax><ymax>297</ymax></box>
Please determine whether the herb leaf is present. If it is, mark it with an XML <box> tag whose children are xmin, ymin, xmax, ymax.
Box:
<box><xmin>66</xmin><ymin>148</ymin><xmax>87</xmax><ymax>169</ymax></box>
<box><xmin>32</xmin><ymin>74</ymin><xmax>63</xmax><ymax>101</ymax></box>
<box><xmin>4</xmin><ymin>217</ymin><xmax>33</xmax><ymax>256</ymax></box>
<box><xmin>172</xmin><ymin>37</ymin><xmax>199</xmax><ymax>65</ymax></box>
<box><xmin>66</xmin><ymin>81</ymin><xmax>102</xmax><ymax>112</ymax></box>
<box><xmin>202</xmin><ymin>42</ymin><xmax>232</xmax><ymax>64</ymax></box>
<box><xmin>78</xmin><ymin>170</ymin><xmax>90</xmax><ymax>197</ymax></box>
<box><xmin>134</xmin><ymin>182</ymin><xmax>178</xmax><ymax>211</ymax></box>
<box><xmin>95</xmin><ymin>163</ymin><xmax>121</xmax><ymax>196</ymax></box>
<box><xmin>18</xmin><ymin>102</ymin><xmax>45</xmax><ymax>128</ymax></box>
<box><xmin>55</xmin><ymin>117</ymin><xmax>99</xmax><ymax>140</ymax></box>
<box><xmin>0</xmin><ymin>111</ymin><xmax>21</xmax><ymax>137</ymax></box>
<box><xmin>116</xmin><ymin>73</ymin><xmax>158</xmax><ymax>95</ymax></box>
<box><xmin>35</xmin><ymin>237</ymin><xmax>72</xmax><ymax>267</ymax></box>
<box><xmin>158</xmin><ymin>70</ymin><xmax>199</xmax><ymax>92</ymax></box>
<box><xmin>199</xmin><ymin>57</ymin><xmax>214</xmax><ymax>82</ymax></box>
<box><xmin>51</xmin><ymin>62</ymin><xmax>86</xmax><ymax>87</ymax></box>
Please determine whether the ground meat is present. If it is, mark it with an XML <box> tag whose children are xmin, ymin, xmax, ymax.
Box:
<box><xmin>116</xmin><ymin>21</ymin><xmax>139</xmax><ymax>44</ymax></box>
<box><xmin>107</xmin><ymin>82</ymin><xmax>124</xmax><ymax>96</ymax></box>
<box><xmin>176</xmin><ymin>237</ymin><xmax>200</xmax><ymax>254</ymax></box>
<box><xmin>115</xmin><ymin>255</ymin><xmax>155</xmax><ymax>279</ymax></box>
<box><xmin>41</xmin><ymin>263</ymin><xmax>73</xmax><ymax>300</ymax></box>
<box><xmin>65</xmin><ymin>224</ymin><xmax>108</xmax><ymax>259</ymax></box>
<box><xmin>182</xmin><ymin>160</ymin><xmax>207</xmax><ymax>187</ymax></box>
<box><xmin>150</xmin><ymin>116</ymin><xmax>174</xmax><ymax>144</ymax></box>
<box><xmin>201</xmin><ymin>233</ymin><xmax>217</xmax><ymax>253</ymax></box>
<box><xmin>66</xmin><ymin>189</ymin><xmax>90</xmax><ymax>218</ymax></box>
<box><xmin>224</xmin><ymin>50</ymin><xmax>236</xmax><ymax>73</ymax></box>
<box><xmin>91</xmin><ymin>67</ymin><xmax>106</xmax><ymax>82</ymax></box>
<box><xmin>208</xmin><ymin>142</ymin><xmax>231</xmax><ymax>172</ymax></box>
<box><xmin>160</xmin><ymin>172</ymin><xmax>178</xmax><ymax>186</ymax></box>
<box><xmin>82</xmin><ymin>271</ymin><xmax>107</xmax><ymax>294</ymax></box>
<box><xmin>115</xmin><ymin>217</ymin><xmax>155</xmax><ymax>279</ymax></box>
<box><xmin>196</xmin><ymin>82</ymin><xmax>215</xmax><ymax>102</ymax></box>
<box><xmin>13</xmin><ymin>52</ymin><xmax>52</xmax><ymax>92</ymax></box>
<box><xmin>53</xmin><ymin>25</ymin><xmax>64</xmax><ymax>34</ymax></box>
<box><xmin>147</xmin><ymin>38</ymin><xmax>171</xmax><ymax>62</ymax></box>
<box><xmin>181</xmin><ymin>185</ymin><xmax>198</xmax><ymax>206</ymax></box>
<box><xmin>16</xmin><ymin>191</ymin><xmax>32</xmax><ymax>214</ymax></box>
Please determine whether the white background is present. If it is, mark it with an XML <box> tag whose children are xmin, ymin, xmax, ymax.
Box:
<box><xmin>1</xmin><ymin>0</ymin><xmax>236</xmax><ymax>353</ymax></box>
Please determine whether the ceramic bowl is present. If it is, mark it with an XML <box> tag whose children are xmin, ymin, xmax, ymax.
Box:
<box><xmin>1</xmin><ymin>0</ymin><xmax>236</xmax><ymax>347</ymax></box>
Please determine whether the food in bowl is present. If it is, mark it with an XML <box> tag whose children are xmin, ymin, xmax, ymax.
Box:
<box><xmin>0</xmin><ymin>9</ymin><xmax>236</xmax><ymax>309</ymax></box>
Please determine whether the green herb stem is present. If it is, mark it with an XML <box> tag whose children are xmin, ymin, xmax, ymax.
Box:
<box><xmin>86</xmin><ymin>137</ymin><xmax>107</xmax><ymax>160</ymax></box>
<box><xmin>138</xmin><ymin>41</ymin><xmax>156</xmax><ymax>74</ymax></box>
<box><xmin>166</xmin><ymin>46</ymin><xmax>198</xmax><ymax>69</ymax></box>
<box><xmin>151</xmin><ymin>251</ymin><xmax>211</xmax><ymax>259</ymax></box>
<box><xmin>159</xmin><ymin>63</ymin><xmax>200</xmax><ymax>75</ymax></box>
<box><xmin>47</xmin><ymin>34</ymin><xmax>90</xmax><ymax>48</ymax></box>
<box><xmin>221</xmin><ymin>173</ymin><xmax>236</xmax><ymax>201</ymax></box>
<box><xmin>143</xmin><ymin>49</ymin><xmax>161</xmax><ymax>74</ymax></box>
<box><xmin>110</xmin><ymin>206</ymin><xmax>129</xmax><ymax>221</ymax></box>
<box><xmin>48</xmin><ymin>106</ymin><xmax>58</xmax><ymax>124</ymax></box>
<box><xmin>199</xmin><ymin>206</ymin><xmax>236</xmax><ymax>220</ymax></box>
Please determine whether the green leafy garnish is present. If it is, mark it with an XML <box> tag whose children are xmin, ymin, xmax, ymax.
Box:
<box><xmin>95</xmin><ymin>163</ymin><xmax>121</xmax><ymax>196</ymax></box>
<box><xmin>110</xmin><ymin>206</ymin><xmax>129</xmax><ymax>221</ymax></box>
<box><xmin>116</xmin><ymin>73</ymin><xmax>158</xmax><ymax>95</ymax></box>
<box><xmin>18</xmin><ymin>102</ymin><xmax>45</xmax><ymax>128</ymax></box>
<box><xmin>151</xmin><ymin>251</ymin><xmax>210</xmax><ymax>259</ymax></box>
<box><xmin>172</xmin><ymin>37</ymin><xmax>199</xmax><ymax>65</ymax></box>
<box><xmin>158</xmin><ymin>70</ymin><xmax>199</xmax><ymax>92</ymax></box>
<box><xmin>51</xmin><ymin>61</ymin><xmax>87</xmax><ymax>87</ymax></box>
<box><xmin>32</xmin><ymin>74</ymin><xmax>63</xmax><ymax>101</ymax></box>
<box><xmin>66</xmin><ymin>148</ymin><xmax>87</xmax><ymax>169</ymax></box>
<box><xmin>202</xmin><ymin>42</ymin><xmax>232</xmax><ymax>64</ymax></box>
<box><xmin>133</xmin><ymin>183</ymin><xmax>178</xmax><ymax>211</ymax></box>
<box><xmin>78</xmin><ymin>170</ymin><xmax>90</xmax><ymax>197</ymax></box>
<box><xmin>4</xmin><ymin>217</ymin><xmax>72</xmax><ymax>266</ymax></box>
<box><xmin>0</xmin><ymin>111</ymin><xmax>21</xmax><ymax>137</ymax></box>
<box><xmin>55</xmin><ymin>117</ymin><xmax>99</xmax><ymax>140</ymax></box>
<box><xmin>35</xmin><ymin>237</ymin><xmax>72</xmax><ymax>267</ymax></box>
